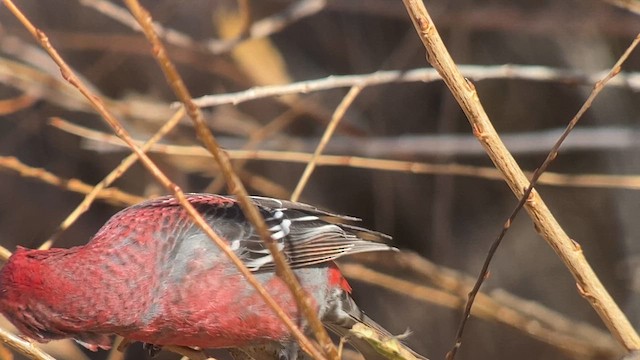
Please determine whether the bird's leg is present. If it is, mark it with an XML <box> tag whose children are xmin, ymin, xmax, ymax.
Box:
<box><xmin>229</xmin><ymin>348</ymin><xmax>257</xmax><ymax>360</ymax></box>
<box><xmin>142</xmin><ymin>343</ymin><xmax>163</xmax><ymax>358</ymax></box>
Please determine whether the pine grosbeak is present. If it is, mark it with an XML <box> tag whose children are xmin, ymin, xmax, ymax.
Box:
<box><xmin>0</xmin><ymin>194</ymin><xmax>420</xmax><ymax>360</ymax></box>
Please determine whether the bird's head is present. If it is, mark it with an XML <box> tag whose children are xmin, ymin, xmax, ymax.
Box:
<box><xmin>0</xmin><ymin>247</ymin><xmax>65</xmax><ymax>342</ymax></box>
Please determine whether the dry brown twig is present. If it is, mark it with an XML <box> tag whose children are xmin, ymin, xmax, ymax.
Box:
<box><xmin>39</xmin><ymin>108</ymin><xmax>185</xmax><ymax>250</ymax></box>
<box><xmin>190</xmin><ymin>65</ymin><xmax>640</xmax><ymax>108</ymax></box>
<box><xmin>446</xmin><ymin>32</ymin><xmax>640</xmax><ymax>359</ymax></box>
<box><xmin>0</xmin><ymin>245</ymin><xmax>12</xmax><ymax>262</ymax></box>
<box><xmin>0</xmin><ymin>155</ymin><xmax>144</xmax><ymax>207</ymax></box>
<box><xmin>4</xmin><ymin>48</ymin><xmax>640</xmax><ymax>121</ymax></box>
<box><xmin>602</xmin><ymin>0</ymin><xmax>640</xmax><ymax>15</ymax></box>
<box><xmin>400</xmin><ymin>0</ymin><xmax>640</xmax><ymax>357</ymax></box>
<box><xmin>291</xmin><ymin>85</ymin><xmax>363</xmax><ymax>201</ymax></box>
<box><xmin>341</xmin><ymin>263</ymin><xmax>620</xmax><ymax>359</ymax></box>
<box><xmin>0</xmin><ymin>93</ymin><xmax>36</xmax><ymax>114</ymax></box>
<box><xmin>78</xmin><ymin>0</ymin><xmax>196</xmax><ymax>49</ymax></box>
<box><xmin>51</xmin><ymin>119</ymin><xmax>640</xmax><ymax>192</ymax></box>
<box><xmin>1</xmin><ymin>1</ymin><xmax>323</xmax><ymax>359</ymax></box>
<box><xmin>205</xmin><ymin>96</ymin><xmax>317</xmax><ymax>194</ymax></box>
<box><xmin>366</xmin><ymin>252</ymin><xmax>624</xmax><ymax>358</ymax></box>
<box><xmin>121</xmin><ymin>0</ymin><xmax>335</xmax><ymax>358</ymax></box>
<box><xmin>0</xmin><ymin>327</ymin><xmax>55</xmax><ymax>360</ymax></box>
<box><xmin>78</xmin><ymin>0</ymin><xmax>325</xmax><ymax>55</ymax></box>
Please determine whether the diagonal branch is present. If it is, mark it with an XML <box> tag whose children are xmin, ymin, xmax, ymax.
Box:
<box><xmin>400</xmin><ymin>0</ymin><xmax>640</xmax><ymax>356</ymax></box>
<box><xmin>39</xmin><ymin>108</ymin><xmax>185</xmax><ymax>250</ymax></box>
<box><xmin>121</xmin><ymin>1</ymin><xmax>335</xmax><ymax>359</ymax></box>
<box><xmin>291</xmin><ymin>85</ymin><xmax>363</xmax><ymax>201</ymax></box>
<box><xmin>1</xmin><ymin>1</ymin><xmax>323</xmax><ymax>359</ymax></box>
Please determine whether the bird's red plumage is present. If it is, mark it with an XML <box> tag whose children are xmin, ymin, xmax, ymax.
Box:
<box><xmin>0</xmin><ymin>194</ymin><xmax>406</xmax><ymax>359</ymax></box>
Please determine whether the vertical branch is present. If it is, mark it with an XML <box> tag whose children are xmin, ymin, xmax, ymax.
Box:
<box><xmin>400</xmin><ymin>0</ymin><xmax>640</xmax><ymax>355</ymax></box>
<box><xmin>121</xmin><ymin>1</ymin><xmax>337</xmax><ymax>359</ymax></box>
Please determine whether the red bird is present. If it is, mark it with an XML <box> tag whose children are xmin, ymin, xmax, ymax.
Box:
<box><xmin>0</xmin><ymin>194</ymin><xmax>415</xmax><ymax>359</ymax></box>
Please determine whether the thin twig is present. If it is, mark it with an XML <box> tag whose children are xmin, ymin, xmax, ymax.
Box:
<box><xmin>121</xmin><ymin>1</ymin><xmax>334</xmax><ymax>358</ymax></box>
<box><xmin>205</xmin><ymin>97</ymin><xmax>310</xmax><ymax>194</ymax></box>
<box><xmin>447</xmin><ymin>32</ymin><xmax>640</xmax><ymax>360</ymax></box>
<box><xmin>206</xmin><ymin>0</ymin><xmax>327</xmax><ymax>54</ymax></box>
<box><xmin>0</xmin><ymin>93</ymin><xmax>36</xmax><ymax>115</ymax></box>
<box><xmin>400</xmin><ymin>0</ymin><xmax>640</xmax><ymax>356</ymax></box>
<box><xmin>53</xmin><ymin>118</ymin><xmax>640</xmax><ymax>157</ymax></box>
<box><xmin>379</xmin><ymin>252</ymin><xmax>623</xmax><ymax>356</ymax></box>
<box><xmin>0</xmin><ymin>245</ymin><xmax>11</xmax><ymax>262</ymax></box>
<box><xmin>189</xmin><ymin>65</ymin><xmax>640</xmax><ymax>108</ymax></box>
<box><xmin>0</xmin><ymin>327</ymin><xmax>55</xmax><ymax>360</ymax></box>
<box><xmin>51</xmin><ymin>119</ymin><xmax>640</xmax><ymax>192</ymax></box>
<box><xmin>78</xmin><ymin>0</ymin><xmax>196</xmax><ymax>48</ymax></box>
<box><xmin>4</xmin><ymin>52</ymin><xmax>640</xmax><ymax>119</ymax></box>
<box><xmin>1</xmin><ymin>2</ymin><xmax>322</xmax><ymax>359</ymax></box>
<box><xmin>40</xmin><ymin>108</ymin><xmax>184</xmax><ymax>250</ymax></box>
<box><xmin>78</xmin><ymin>0</ymin><xmax>325</xmax><ymax>55</ymax></box>
<box><xmin>602</xmin><ymin>0</ymin><xmax>640</xmax><ymax>15</ymax></box>
<box><xmin>163</xmin><ymin>345</ymin><xmax>210</xmax><ymax>360</ymax></box>
<box><xmin>0</xmin><ymin>155</ymin><xmax>144</xmax><ymax>207</ymax></box>
<box><xmin>291</xmin><ymin>85</ymin><xmax>363</xmax><ymax>201</ymax></box>
<box><xmin>341</xmin><ymin>263</ymin><xmax>620</xmax><ymax>359</ymax></box>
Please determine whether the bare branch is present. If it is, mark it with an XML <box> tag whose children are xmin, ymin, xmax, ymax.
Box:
<box><xmin>121</xmin><ymin>0</ymin><xmax>334</xmax><ymax>358</ymax></box>
<box><xmin>0</xmin><ymin>327</ymin><xmax>55</xmax><ymax>360</ymax></box>
<box><xmin>400</xmin><ymin>0</ymin><xmax>640</xmax><ymax>356</ymax></box>
<box><xmin>2</xmin><ymin>1</ymin><xmax>321</xmax><ymax>359</ymax></box>
<box><xmin>291</xmin><ymin>85</ymin><xmax>362</xmax><ymax>201</ymax></box>
<box><xmin>51</xmin><ymin>119</ymin><xmax>640</xmax><ymax>192</ymax></box>
<box><xmin>341</xmin><ymin>262</ymin><xmax>620</xmax><ymax>359</ymax></box>
<box><xmin>40</xmin><ymin>108</ymin><xmax>184</xmax><ymax>250</ymax></box>
<box><xmin>190</xmin><ymin>65</ymin><xmax>640</xmax><ymax>108</ymax></box>
<box><xmin>0</xmin><ymin>155</ymin><xmax>144</xmax><ymax>207</ymax></box>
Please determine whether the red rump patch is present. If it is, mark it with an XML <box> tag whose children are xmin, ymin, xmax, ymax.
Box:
<box><xmin>328</xmin><ymin>263</ymin><xmax>351</xmax><ymax>293</ymax></box>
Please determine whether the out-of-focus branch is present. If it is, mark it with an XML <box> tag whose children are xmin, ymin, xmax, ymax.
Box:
<box><xmin>190</xmin><ymin>65</ymin><xmax>640</xmax><ymax>108</ymax></box>
<box><xmin>379</xmin><ymin>252</ymin><xmax>622</xmax><ymax>357</ymax></box>
<box><xmin>40</xmin><ymin>109</ymin><xmax>184</xmax><ymax>250</ymax></box>
<box><xmin>0</xmin><ymin>246</ymin><xmax>11</xmax><ymax>262</ymax></box>
<box><xmin>329</xmin><ymin>2</ymin><xmax>640</xmax><ymax>37</ymax></box>
<box><xmin>206</xmin><ymin>0</ymin><xmax>326</xmax><ymax>54</ymax></box>
<box><xmin>341</xmin><ymin>262</ymin><xmax>621</xmax><ymax>359</ymax></box>
<box><xmin>3</xmin><ymin>51</ymin><xmax>639</xmax><ymax>121</ymax></box>
<box><xmin>78</xmin><ymin>0</ymin><xmax>196</xmax><ymax>49</ymax></box>
<box><xmin>291</xmin><ymin>85</ymin><xmax>362</xmax><ymax>201</ymax></box>
<box><xmin>0</xmin><ymin>155</ymin><xmax>144</xmax><ymax>206</ymax></box>
<box><xmin>51</xmin><ymin>119</ymin><xmax>640</xmax><ymax>192</ymax></box>
<box><xmin>602</xmin><ymin>0</ymin><xmax>640</xmax><ymax>15</ymax></box>
<box><xmin>0</xmin><ymin>93</ymin><xmax>36</xmax><ymax>114</ymax></box>
<box><xmin>78</xmin><ymin>0</ymin><xmax>325</xmax><ymax>55</ymax></box>
<box><xmin>130</xmin><ymin>127</ymin><xmax>640</xmax><ymax>157</ymax></box>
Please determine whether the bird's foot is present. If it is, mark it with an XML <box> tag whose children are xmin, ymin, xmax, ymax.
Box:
<box><xmin>142</xmin><ymin>343</ymin><xmax>163</xmax><ymax>358</ymax></box>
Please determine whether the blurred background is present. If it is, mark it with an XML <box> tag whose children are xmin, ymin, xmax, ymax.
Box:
<box><xmin>0</xmin><ymin>0</ymin><xmax>639</xmax><ymax>359</ymax></box>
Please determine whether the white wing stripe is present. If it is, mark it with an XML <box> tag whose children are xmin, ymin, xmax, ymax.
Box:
<box><xmin>289</xmin><ymin>215</ymin><xmax>320</xmax><ymax>222</ymax></box>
